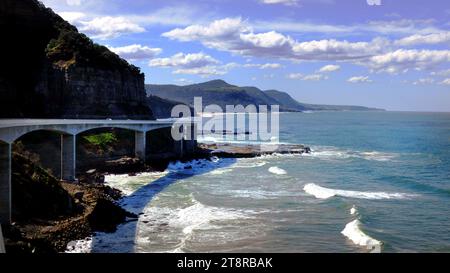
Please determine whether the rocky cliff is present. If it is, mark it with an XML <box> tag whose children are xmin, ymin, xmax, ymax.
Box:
<box><xmin>0</xmin><ymin>0</ymin><xmax>154</xmax><ymax>119</ymax></box>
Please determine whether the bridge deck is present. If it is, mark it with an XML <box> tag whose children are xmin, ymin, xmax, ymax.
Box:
<box><xmin>0</xmin><ymin>119</ymin><xmax>178</xmax><ymax>128</ymax></box>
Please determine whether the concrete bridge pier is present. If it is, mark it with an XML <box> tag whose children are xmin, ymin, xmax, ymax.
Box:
<box><xmin>0</xmin><ymin>142</ymin><xmax>11</xmax><ymax>224</ymax></box>
<box><xmin>183</xmin><ymin>123</ymin><xmax>198</xmax><ymax>155</ymax></box>
<box><xmin>61</xmin><ymin>134</ymin><xmax>76</xmax><ymax>181</ymax></box>
<box><xmin>135</xmin><ymin>131</ymin><xmax>146</xmax><ymax>162</ymax></box>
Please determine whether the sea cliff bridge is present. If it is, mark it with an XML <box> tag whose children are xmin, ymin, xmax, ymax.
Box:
<box><xmin>0</xmin><ymin>119</ymin><xmax>197</xmax><ymax>225</ymax></box>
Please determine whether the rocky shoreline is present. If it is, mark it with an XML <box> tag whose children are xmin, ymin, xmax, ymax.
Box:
<box><xmin>3</xmin><ymin>142</ymin><xmax>310</xmax><ymax>253</ymax></box>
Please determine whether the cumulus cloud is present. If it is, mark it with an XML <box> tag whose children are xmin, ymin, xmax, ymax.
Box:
<box><xmin>440</xmin><ymin>78</ymin><xmax>450</xmax><ymax>85</ymax></box>
<box><xmin>318</xmin><ymin>64</ymin><xmax>340</xmax><ymax>73</ymax></box>
<box><xmin>286</xmin><ymin>73</ymin><xmax>303</xmax><ymax>79</ymax></box>
<box><xmin>149</xmin><ymin>52</ymin><xmax>219</xmax><ymax>69</ymax></box>
<box><xmin>395</xmin><ymin>32</ymin><xmax>450</xmax><ymax>46</ymax></box>
<box><xmin>413</xmin><ymin>78</ymin><xmax>435</xmax><ymax>85</ymax></box>
<box><xmin>286</xmin><ymin>73</ymin><xmax>328</xmax><ymax>81</ymax></box>
<box><xmin>148</xmin><ymin>52</ymin><xmax>239</xmax><ymax>77</ymax></box>
<box><xmin>366</xmin><ymin>49</ymin><xmax>450</xmax><ymax>74</ymax></box>
<box><xmin>78</xmin><ymin>16</ymin><xmax>145</xmax><ymax>39</ymax></box>
<box><xmin>244</xmin><ymin>63</ymin><xmax>282</xmax><ymax>69</ymax></box>
<box><xmin>347</xmin><ymin>76</ymin><xmax>372</xmax><ymax>83</ymax></box>
<box><xmin>58</xmin><ymin>11</ymin><xmax>86</xmax><ymax>24</ymax></box>
<box><xmin>253</xmin><ymin>18</ymin><xmax>445</xmax><ymax>36</ymax></box>
<box><xmin>162</xmin><ymin>18</ymin><xmax>386</xmax><ymax>61</ymax></box>
<box><xmin>173</xmin><ymin>66</ymin><xmax>227</xmax><ymax>77</ymax></box>
<box><xmin>107</xmin><ymin>44</ymin><xmax>162</xmax><ymax>60</ymax></box>
<box><xmin>259</xmin><ymin>0</ymin><xmax>299</xmax><ymax>6</ymax></box>
<box><xmin>431</xmin><ymin>69</ymin><xmax>450</xmax><ymax>77</ymax></box>
<box><xmin>302</xmin><ymin>74</ymin><xmax>328</xmax><ymax>81</ymax></box>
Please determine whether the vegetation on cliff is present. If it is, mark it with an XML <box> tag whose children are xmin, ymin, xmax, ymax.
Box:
<box><xmin>0</xmin><ymin>0</ymin><xmax>152</xmax><ymax>119</ymax></box>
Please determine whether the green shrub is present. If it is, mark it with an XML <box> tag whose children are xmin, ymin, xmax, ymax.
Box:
<box><xmin>83</xmin><ymin>132</ymin><xmax>118</xmax><ymax>151</ymax></box>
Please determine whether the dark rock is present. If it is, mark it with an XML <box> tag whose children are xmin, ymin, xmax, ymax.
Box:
<box><xmin>74</xmin><ymin>191</ymin><xmax>84</xmax><ymax>202</ymax></box>
<box><xmin>88</xmin><ymin>199</ymin><xmax>137</xmax><ymax>233</ymax></box>
<box><xmin>11</xmin><ymin>153</ymin><xmax>77</xmax><ymax>221</ymax></box>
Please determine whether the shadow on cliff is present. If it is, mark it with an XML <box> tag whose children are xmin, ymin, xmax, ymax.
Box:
<box><xmin>88</xmin><ymin>157</ymin><xmax>237</xmax><ymax>253</ymax></box>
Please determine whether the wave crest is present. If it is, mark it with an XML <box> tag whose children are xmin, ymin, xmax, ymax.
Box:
<box><xmin>341</xmin><ymin>219</ymin><xmax>382</xmax><ymax>253</ymax></box>
<box><xmin>268</xmin><ymin>166</ymin><xmax>287</xmax><ymax>175</ymax></box>
<box><xmin>303</xmin><ymin>183</ymin><xmax>417</xmax><ymax>200</ymax></box>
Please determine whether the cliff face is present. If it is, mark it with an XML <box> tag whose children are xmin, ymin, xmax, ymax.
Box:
<box><xmin>0</xmin><ymin>0</ymin><xmax>154</xmax><ymax>119</ymax></box>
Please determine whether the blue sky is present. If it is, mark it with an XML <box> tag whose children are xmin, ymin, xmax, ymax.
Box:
<box><xmin>41</xmin><ymin>0</ymin><xmax>450</xmax><ymax>111</ymax></box>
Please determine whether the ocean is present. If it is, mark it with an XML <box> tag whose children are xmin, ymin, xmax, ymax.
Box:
<box><xmin>66</xmin><ymin>111</ymin><xmax>450</xmax><ymax>253</ymax></box>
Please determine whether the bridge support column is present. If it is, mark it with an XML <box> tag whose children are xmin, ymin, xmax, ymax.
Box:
<box><xmin>173</xmin><ymin>125</ymin><xmax>184</xmax><ymax>159</ymax></box>
<box><xmin>183</xmin><ymin>123</ymin><xmax>198</xmax><ymax>155</ymax></box>
<box><xmin>135</xmin><ymin>131</ymin><xmax>146</xmax><ymax>162</ymax></box>
<box><xmin>61</xmin><ymin>134</ymin><xmax>76</xmax><ymax>181</ymax></box>
<box><xmin>0</xmin><ymin>142</ymin><xmax>11</xmax><ymax>224</ymax></box>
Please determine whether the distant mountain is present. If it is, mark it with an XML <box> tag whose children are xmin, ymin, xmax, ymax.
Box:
<box><xmin>264</xmin><ymin>90</ymin><xmax>382</xmax><ymax>112</ymax></box>
<box><xmin>145</xmin><ymin>80</ymin><xmax>384</xmax><ymax>113</ymax></box>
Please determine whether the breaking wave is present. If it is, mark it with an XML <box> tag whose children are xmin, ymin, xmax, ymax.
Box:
<box><xmin>303</xmin><ymin>146</ymin><xmax>398</xmax><ymax>162</ymax></box>
<box><xmin>341</xmin><ymin>219</ymin><xmax>382</xmax><ymax>253</ymax></box>
<box><xmin>268</xmin><ymin>166</ymin><xmax>287</xmax><ymax>175</ymax></box>
<box><xmin>303</xmin><ymin>183</ymin><xmax>417</xmax><ymax>200</ymax></box>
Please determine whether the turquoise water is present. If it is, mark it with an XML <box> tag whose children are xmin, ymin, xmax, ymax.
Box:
<box><xmin>67</xmin><ymin>111</ymin><xmax>450</xmax><ymax>253</ymax></box>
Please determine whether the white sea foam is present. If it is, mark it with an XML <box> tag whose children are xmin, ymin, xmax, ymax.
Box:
<box><xmin>303</xmin><ymin>183</ymin><xmax>416</xmax><ymax>200</ymax></box>
<box><xmin>136</xmin><ymin>196</ymin><xmax>252</xmax><ymax>253</ymax></box>
<box><xmin>268</xmin><ymin>166</ymin><xmax>287</xmax><ymax>175</ymax></box>
<box><xmin>105</xmin><ymin>171</ymin><xmax>168</xmax><ymax>195</ymax></box>
<box><xmin>209</xmin><ymin>169</ymin><xmax>233</xmax><ymax>175</ymax></box>
<box><xmin>167</xmin><ymin>157</ymin><xmax>229</xmax><ymax>173</ymax></box>
<box><xmin>66</xmin><ymin>237</ymin><xmax>93</xmax><ymax>253</ymax></box>
<box><xmin>303</xmin><ymin>146</ymin><xmax>398</xmax><ymax>162</ymax></box>
<box><xmin>350</xmin><ymin>205</ymin><xmax>357</xmax><ymax>215</ymax></box>
<box><xmin>233</xmin><ymin>160</ymin><xmax>267</xmax><ymax>168</ymax></box>
<box><xmin>226</xmin><ymin>189</ymin><xmax>295</xmax><ymax>200</ymax></box>
<box><xmin>341</xmin><ymin>219</ymin><xmax>382</xmax><ymax>253</ymax></box>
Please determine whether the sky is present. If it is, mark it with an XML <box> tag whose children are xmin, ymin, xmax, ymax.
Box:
<box><xmin>40</xmin><ymin>0</ymin><xmax>450</xmax><ymax>112</ymax></box>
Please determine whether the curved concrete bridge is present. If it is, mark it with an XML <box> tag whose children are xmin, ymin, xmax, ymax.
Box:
<box><xmin>0</xmin><ymin>119</ymin><xmax>197</xmax><ymax>225</ymax></box>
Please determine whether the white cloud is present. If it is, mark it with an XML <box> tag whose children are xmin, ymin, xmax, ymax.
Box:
<box><xmin>129</xmin><ymin>5</ymin><xmax>212</xmax><ymax>27</ymax></box>
<box><xmin>366</xmin><ymin>49</ymin><xmax>450</xmax><ymax>74</ymax></box>
<box><xmin>107</xmin><ymin>44</ymin><xmax>162</xmax><ymax>60</ymax></box>
<box><xmin>440</xmin><ymin>78</ymin><xmax>450</xmax><ymax>85</ymax></box>
<box><xmin>174</xmin><ymin>78</ymin><xmax>194</xmax><ymax>85</ymax></box>
<box><xmin>162</xmin><ymin>18</ymin><xmax>386</xmax><ymax>61</ymax></box>
<box><xmin>286</xmin><ymin>73</ymin><xmax>328</xmax><ymax>81</ymax></box>
<box><xmin>413</xmin><ymin>78</ymin><xmax>435</xmax><ymax>85</ymax></box>
<box><xmin>58</xmin><ymin>11</ymin><xmax>86</xmax><ymax>24</ymax></box>
<box><xmin>66</xmin><ymin>0</ymin><xmax>83</xmax><ymax>6</ymax></box>
<box><xmin>149</xmin><ymin>52</ymin><xmax>219</xmax><ymax>69</ymax></box>
<box><xmin>318</xmin><ymin>64</ymin><xmax>340</xmax><ymax>73</ymax></box>
<box><xmin>173</xmin><ymin>66</ymin><xmax>227</xmax><ymax>77</ymax></box>
<box><xmin>77</xmin><ymin>16</ymin><xmax>145</xmax><ymax>39</ymax></box>
<box><xmin>148</xmin><ymin>52</ymin><xmax>240</xmax><ymax>77</ymax></box>
<box><xmin>395</xmin><ymin>32</ymin><xmax>450</xmax><ymax>46</ymax></box>
<box><xmin>431</xmin><ymin>69</ymin><xmax>450</xmax><ymax>77</ymax></box>
<box><xmin>347</xmin><ymin>76</ymin><xmax>372</xmax><ymax>83</ymax></box>
<box><xmin>253</xmin><ymin>18</ymin><xmax>444</xmax><ymax>36</ymax></box>
<box><xmin>244</xmin><ymin>63</ymin><xmax>282</xmax><ymax>69</ymax></box>
<box><xmin>259</xmin><ymin>0</ymin><xmax>299</xmax><ymax>6</ymax></box>
<box><xmin>302</xmin><ymin>74</ymin><xmax>328</xmax><ymax>81</ymax></box>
